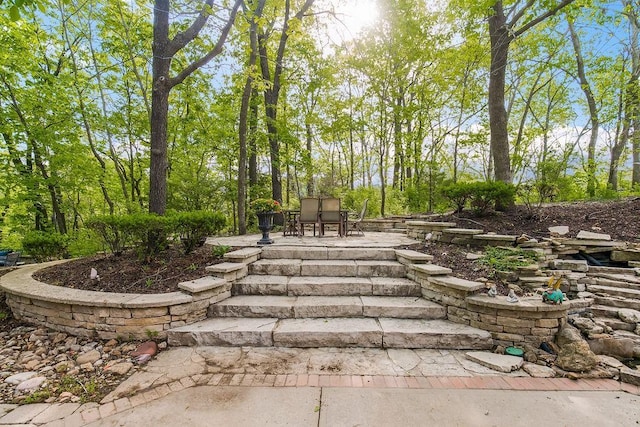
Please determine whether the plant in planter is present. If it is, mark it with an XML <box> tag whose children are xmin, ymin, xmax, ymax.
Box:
<box><xmin>251</xmin><ymin>198</ymin><xmax>282</xmax><ymax>245</ymax></box>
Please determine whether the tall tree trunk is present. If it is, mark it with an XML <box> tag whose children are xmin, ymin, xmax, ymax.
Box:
<box><xmin>488</xmin><ymin>3</ymin><xmax>512</xmax><ymax>183</ymax></box>
<box><xmin>249</xmin><ymin>89</ymin><xmax>259</xmax><ymax>190</ymax></box>
<box><xmin>149</xmin><ymin>0</ymin><xmax>241</xmax><ymax>215</ymax></box>
<box><xmin>257</xmin><ymin>0</ymin><xmax>314</xmax><ymax>204</ymax></box>
<box><xmin>569</xmin><ymin>20</ymin><xmax>599</xmax><ymax>197</ymax></box>
<box><xmin>238</xmin><ymin>0</ymin><xmax>266</xmax><ymax>235</ymax></box>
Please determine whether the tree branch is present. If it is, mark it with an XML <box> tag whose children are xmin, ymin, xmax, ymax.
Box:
<box><xmin>513</xmin><ymin>0</ymin><xmax>576</xmax><ymax>38</ymax></box>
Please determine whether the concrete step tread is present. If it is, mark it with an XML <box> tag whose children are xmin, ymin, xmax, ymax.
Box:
<box><xmin>233</xmin><ymin>275</ymin><xmax>421</xmax><ymax>297</ymax></box>
<box><xmin>168</xmin><ymin>317</ymin><xmax>493</xmax><ymax>349</ymax></box>
<box><xmin>211</xmin><ymin>295</ymin><xmax>446</xmax><ymax>319</ymax></box>
<box><xmin>593</xmin><ymin>296</ymin><xmax>640</xmax><ymax>311</ymax></box>
<box><xmin>589</xmin><ymin>285</ymin><xmax>640</xmax><ymax>298</ymax></box>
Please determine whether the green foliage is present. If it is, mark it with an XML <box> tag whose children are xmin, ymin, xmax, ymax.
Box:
<box><xmin>85</xmin><ymin>216</ymin><xmax>129</xmax><ymax>255</ymax></box>
<box><xmin>23</xmin><ymin>390</ymin><xmax>51</xmax><ymax>404</ymax></box>
<box><xmin>211</xmin><ymin>244</ymin><xmax>231</xmax><ymax>258</ymax></box>
<box><xmin>478</xmin><ymin>247</ymin><xmax>540</xmax><ymax>272</ymax></box>
<box><xmin>172</xmin><ymin>211</ymin><xmax>226</xmax><ymax>254</ymax></box>
<box><xmin>21</xmin><ymin>231</ymin><xmax>70</xmax><ymax>262</ymax></box>
<box><xmin>250</xmin><ymin>198</ymin><xmax>282</xmax><ymax>213</ymax></box>
<box><xmin>441</xmin><ymin>181</ymin><xmax>515</xmax><ymax>215</ymax></box>
<box><xmin>469</xmin><ymin>181</ymin><xmax>515</xmax><ymax>215</ymax></box>
<box><xmin>441</xmin><ymin>182</ymin><xmax>472</xmax><ymax>213</ymax></box>
<box><xmin>118</xmin><ymin>213</ymin><xmax>171</xmax><ymax>261</ymax></box>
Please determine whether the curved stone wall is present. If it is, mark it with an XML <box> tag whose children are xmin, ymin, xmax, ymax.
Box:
<box><xmin>0</xmin><ymin>262</ymin><xmax>231</xmax><ymax>340</ymax></box>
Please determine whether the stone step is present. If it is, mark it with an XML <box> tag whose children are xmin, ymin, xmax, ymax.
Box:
<box><xmin>594</xmin><ymin>316</ymin><xmax>636</xmax><ymax>332</ymax></box>
<box><xmin>590</xmin><ymin>304</ymin><xmax>622</xmax><ymax>319</ymax></box>
<box><xmin>248</xmin><ymin>259</ymin><xmax>406</xmax><ymax>278</ymax></box>
<box><xmin>232</xmin><ymin>275</ymin><xmax>421</xmax><ymax>297</ymax></box>
<box><xmin>588</xmin><ymin>266</ymin><xmax>638</xmax><ymax>275</ymax></box>
<box><xmin>259</xmin><ymin>246</ymin><xmax>397</xmax><ymax>261</ymax></box>
<box><xmin>167</xmin><ymin>317</ymin><xmax>493</xmax><ymax>350</ymax></box>
<box><xmin>208</xmin><ymin>295</ymin><xmax>446</xmax><ymax>319</ymax></box>
<box><xmin>589</xmin><ymin>285</ymin><xmax>640</xmax><ymax>299</ymax></box>
<box><xmin>593</xmin><ymin>277</ymin><xmax>640</xmax><ymax>291</ymax></box>
<box><xmin>593</xmin><ymin>296</ymin><xmax>640</xmax><ymax>311</ymax></box>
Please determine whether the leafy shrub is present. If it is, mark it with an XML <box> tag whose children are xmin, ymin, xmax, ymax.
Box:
<box><xmin>478</xmin><ymin>246</ymin><xmax>540</xmax><ymax>272</ymax></box>
<box><xmin>85</xmin><ymin>216</ymin><xmax>128</xmax><ymax>255</ymax></box>
<box><xmin>171</xmin><ymin>211</ymin><xmax>226</xmax><ymax>254</ymax></box>
<box><xmin>468</xmin><ymin>181</ymin><xmax>515</xmax><ymax>215</ymax></box>
<box><xmin>22</xmin><ymin>231</ymin><xmax>70</xmax><ymax>262</ymax></box>
<box><xmin>440</xmin><ymin>182</ymin><xmax>472</xmax><ymax>213</ymax></box>
<box><xmin>118</xmin><ymin>213</ymin><xmax>171</xmax><ymax>261</ymax></box>
<box><xmin>211</xmin><ymin>244</ymin><xmax>231</xmax><ymax>258</ymax></box>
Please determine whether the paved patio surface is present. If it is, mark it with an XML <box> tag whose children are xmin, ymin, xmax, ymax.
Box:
<box><xmin>207</xmin><ymin>231</ymin><xmax>418</xmax><ymax>248</ymax></box>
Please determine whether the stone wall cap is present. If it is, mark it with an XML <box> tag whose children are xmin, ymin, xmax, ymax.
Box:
<box><xmin>178</xmin><ymin>276</ymin><xmax>227</xmax><ymax>294</ymax></box>
<box><xmin>467</xmin><ymin>295</ymin><xmax>570</xmax><ymax>313</ymax></box>
<box><xmin>442</xmin><ymin>228</ymin><xmax>484</xmax><ymax>235</ymax></box>
<box><xmin>429</xmin><ymin>275</ymin><xmax>484</xmax><ymax>292</ymax></box>
<box><xmin>395</xmin><ymin>249</ymin><xmax>434</xmax><ymax>262</ymax></box>
<box><xmin>411</xmin><ymin>264</ymin><xmax>452</xmax><ymax>276</ymax></box>
<box><xmin>223</xmin><ymin>247</ymin><xmax>262</xmax><ymax>260</ymax></box>
<box><xmin>473</xmin><ymin>234</ymin><xmax>517</xmax><ymax>241</ymax></box>
<box><xmin>205</xmin><ymin>262</ymin><xmax>247</xmax><ymax>273</ymax></box>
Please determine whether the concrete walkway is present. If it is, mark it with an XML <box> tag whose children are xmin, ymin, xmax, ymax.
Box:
<box><xmin>0</xmin><ymin>346</ymin><xmax>639</xmax><ymax>426</ymax></box>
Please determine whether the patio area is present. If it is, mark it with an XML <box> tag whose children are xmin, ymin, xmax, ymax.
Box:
<box><xmin>207</xmin><ymin>231</ymin><xmax>419</xmax><ymax>248</ymax></box>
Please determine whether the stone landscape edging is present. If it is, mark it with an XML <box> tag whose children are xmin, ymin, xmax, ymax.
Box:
<box><xmin>409</xmin><ymin>265</ymin><xmax>570</xmax><ymax>347</ymax></box>
<box><xmin>0</xmin><ymin>261</ymin><xmax>231</xmax><ymax>340</ymax></box>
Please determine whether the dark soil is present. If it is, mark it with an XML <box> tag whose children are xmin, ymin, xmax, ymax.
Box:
<box><xmin>32</xmin><ymin>244</ymin><xmax>231</xmax><ymax>294</ymax></box>
<box><xmin>12</xmin><ymin>197</ymin><xmax>640</xmax><ymax>298</ymax></box>
<box><xmin>431</xmin><ymin>198</ymin><xmax>640</xmax><ymax>243</ymax></box>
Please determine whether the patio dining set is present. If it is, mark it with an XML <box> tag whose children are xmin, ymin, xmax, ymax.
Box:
<box><xmin>283</xmin><ymin>197</ymin><xmax>367</xmax><ymax>237</ymax></box>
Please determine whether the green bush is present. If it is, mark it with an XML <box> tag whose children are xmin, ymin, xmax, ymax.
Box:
<box><xmin>22</xmin><ymin>231</ymin><xmax>70</xmax><ymax>262</ymax></box>
<box><xmin>85</xmin><ymin>216</ymin><xmax>129</xmax><ymax>255</ymax></box>
<box><xmin>118</xmin><ymin>213</ymin><xmax>171</xmax><ymax>260</ymax></box>
<box><xmin>469</xmin><ymin>181</ymin><xmax>515</xmax><ymax>215</ymax></box>
<box><xmin>171</xmin><ymin>211</ymin><xmax>226</xmax><ymax>254</ymax></box>
<box><xmin>440</xmin><ymin>182</ymin><xmax>472</xmax><ymax>213</ymax></box>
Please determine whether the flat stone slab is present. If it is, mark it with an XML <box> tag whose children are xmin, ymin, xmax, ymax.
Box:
<box><xmin>178</xmin><ymin>276</ymin><xmax>228</xmax><ymax>293</ymax></box>
<box><xmin>223</xmin><ymin>247</ymin><xmax>262</xmax><ymax>263</ymax></box>
<box><xmin>379</xmin><ymin>318</ymin><xmax>493</xmax><ymax>349</ymax></box>
<box><xmin>465</xmin><ymin>351</ymin><xmax>523</xmax><ymax>373</ymax></box>
<box><xmin>429</xmin><ymin>276</ymin><xmax>485</xmax><ymax>292</ymax></box>
<box><xmin>442</xmin><ymin>228</ymin><xmax>484</xmax><ymax>235</ymax></box>
<box><xmin>249</xmin><ymin>259</ymin><xmax>302</xmax><ymax>276</ymax></box>
<box><xmin>361</xmin><ymin>296</ymin><xmax>446</xmax><ymax>319</ymax></box>
<box><xmin>395</xmin><ymin>250</ymin><xmax>434</xmax><ymax>264</ymax></box>
<box><xmin>233</xmin><ymin>275</ymin><xmax>289</xmax><ymax>295</ymax></box>
<box><xmin>549</xmin><ymin>225</ymin><xmax>570</xmax><ymax>236</ymax></box>
<box><xmin>577</xmin><ymin>230</ymin><xmax>611</xmax><ymax>241</ymax></box>
<box><xmin>273</xmin><ymin>318</ymin><xmax>382</xmax><ymax>347</ymax></box>
<box><xmin>210</xmin><ymin>296</ymin><xmax>297</xmax><ymax>318</ymax></box>
<box><xmin>611</xmin><ymin>250</ymin><xmax>640</xmax><ymax>262</ymax></box>
<box><xmin>294</xmin><ymin>296</ymin><xmax>363</xmax><ymax>317</ymax></box>
<box><xmin>301</xmin><ymin>260</ymin><xmax>358</xmax><ymax>277</ymax></box>
<box><xmin>473</xmin><ymin>234</ymin><xmax>517</xmax><ymax>242</ymax></box>
<box><xmin>356</xmin><ymin>260</ymin><xmax>406</xmax><ymax>277</ymax></box>
<box><xmin>167</xmin><ymin>318</ymin><xmax>277</xmax><ymax>346</ymax></box>
<box><xmin>563</xmin><ymin>239</ymin><xmax>625</xmax><ymax>247</ymax></box>
<box><xmin>522</xmin><ymin>362</ymin><xmax>556</xmax><ymax>378</ymax></box>
<box><xmin>288</xmin><ymin>276</ymin><xmax>372</xmax><ymax>296</ymax></box>
<box><xmin>551</xmin><ymin>259</ymin><xmax>589</xmax><ymax>272</ymax></box>
<box><xmin>405</xmin><ymin>221</ymin><xmax>457</xmax><ymax>229</ymax></box>
<box><xmin>327</xmin><ymin>247</ymin><xmax>397</xmax><ymax>260</ymax></box>
<box><xmin>205</xmin><ymin>262</ymin><xmax>246</xmax><ymax>273</ymax></box>
<box><xmin>411</xmin><ymin>264</ymin><xmax>452</xmax><ymax>276</ymax></box>
<box><xmin>371</xmin><ymin>277</ymin><xmax>421</xmax><ymax>297</ymax></box>
<box><xmin>260</xmin><ymin>246</ymin><xmax>328</xmax><ymax>260</ymax></box>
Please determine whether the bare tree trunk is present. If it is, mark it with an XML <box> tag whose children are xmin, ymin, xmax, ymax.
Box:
<box><xmin>488</xmin><ymin>3</ymin><xmax>512</xmax><ymax>184</ymax></box>
<box><xmin>569</xmin><ymin>19</ymin><xmax>599</xmax><ymax>197</ymax></box>
<box><xmin>238</xmin><ymin>0</ymin><xmax>265</xmax><ymax>235</ymax></box>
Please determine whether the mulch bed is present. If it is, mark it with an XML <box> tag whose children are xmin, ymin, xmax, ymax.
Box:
<box><xmin>32</xmin><ymin>244</ymin><xmax>231</xmax><ymax>294</ymax></box>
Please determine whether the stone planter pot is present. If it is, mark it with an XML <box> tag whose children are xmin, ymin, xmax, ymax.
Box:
<box><xmin>256</xmin><ymin>211</ymin><xmax>275</xmax><ymax>245</ymax></box>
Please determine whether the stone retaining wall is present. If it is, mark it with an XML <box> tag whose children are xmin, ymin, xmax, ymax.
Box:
<box><xmin>0</xmin><ymin>262</ymin><xmax>231</xmax><ymax>341</ymax></box>
<box><xmin>409</xmin><ymin>265</ymin><xmax>570</xmax><ymax>347</ymax></box>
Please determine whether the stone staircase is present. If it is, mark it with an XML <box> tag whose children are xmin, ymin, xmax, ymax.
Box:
<box><xmin>167</xmin><ymin>246</ymin><xmax>492</xmax><ymax>350</ymax></box>
<box><xmin>583</xmin><ymin>267</ymin><xmax>640</xmax><ymax>333</ymax></box>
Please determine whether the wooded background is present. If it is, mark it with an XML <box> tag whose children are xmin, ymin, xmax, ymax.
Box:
<box><xmin>1</xmin><ymin>0</ymin><xmax>639</xmax><ymax>251</ymax></box>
